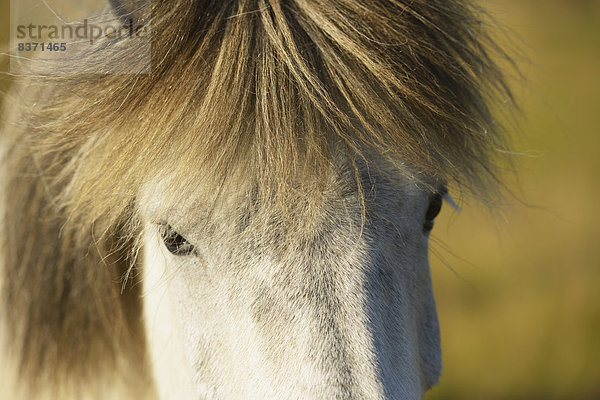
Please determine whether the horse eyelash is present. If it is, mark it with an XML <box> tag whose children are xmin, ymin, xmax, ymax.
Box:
<box><xmin>441</xmin><ymin>187</ymin><xmax>461</xmax><ymax>212</ymax></box>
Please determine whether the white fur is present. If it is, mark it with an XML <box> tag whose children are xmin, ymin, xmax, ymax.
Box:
<box><xmin>143</xmin><ymin>227</ymin><xmax>200</xmax><ymax>400</ymax></box>
<box><xmin>139</xmin><ymin>167</ymin><xmax>442</xmax><ymax>400</ymax></box>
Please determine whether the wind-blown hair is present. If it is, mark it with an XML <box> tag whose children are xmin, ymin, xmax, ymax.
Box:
<box><xmin>1</xmin><ymin>0</ymin><xmax>514</xmax><ymax>397</ymax></box>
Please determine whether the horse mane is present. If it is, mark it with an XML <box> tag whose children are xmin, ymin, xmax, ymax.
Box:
<box><xmin>1</xmin><ymin>0</ymin><xmax>514</xmax><ymax>397</ymax></box>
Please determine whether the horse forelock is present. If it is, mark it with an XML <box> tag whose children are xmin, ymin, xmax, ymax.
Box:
<box><xmin>17</xmin><ymin>0</ymin><xmax>514</xmax><ymax>237</ymax></box>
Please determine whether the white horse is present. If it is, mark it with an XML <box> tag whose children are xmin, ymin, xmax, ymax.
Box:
<box><xmin>1</xmin><ymin>0</ymin><xmax>513</xmax><ymax>399</ymax></box>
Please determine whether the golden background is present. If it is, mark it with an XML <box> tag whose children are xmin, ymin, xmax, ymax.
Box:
<box><xmin>1</xmin><ymin>1</ymin><xmax>599</xmax><ymax>398</ymax></box>
<box><xmin>427</xmin><ymin>1</ymin><xmax>600</xmax><ymax>398</ymax></box>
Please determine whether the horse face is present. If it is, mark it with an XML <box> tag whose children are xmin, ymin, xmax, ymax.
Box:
<box><xmin>139</xmin><ymin>162</ymin><xmax>442</xmax><ymax>400</ymax></box>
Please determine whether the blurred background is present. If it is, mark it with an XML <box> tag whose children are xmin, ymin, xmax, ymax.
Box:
<box><xmin>1</xmin><ymin>0</ymin><xmax>599</xmax><ymax>399</ymax></box>
<box><xmin>426</xmin><ymin>1</ymin><xmax>600</xmax><ymax>399</ymax></box>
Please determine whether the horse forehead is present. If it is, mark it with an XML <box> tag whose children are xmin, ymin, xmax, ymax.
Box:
<box><xmin>137</xmin><ymin>169</ymin><xmax>427</xmax><ymax>236</ymax></box>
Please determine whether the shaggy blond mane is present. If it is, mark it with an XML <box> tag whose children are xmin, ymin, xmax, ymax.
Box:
<box><xmin>1</xmin><ymin>0</ymin><xmax>514</xmax><ymax>398</ymax></box>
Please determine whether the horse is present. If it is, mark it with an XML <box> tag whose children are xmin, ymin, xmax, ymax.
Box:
<box><xmin>0</xmin><ymin>0</ymin><xmax>514</xmax><ymax>399</ymax></box>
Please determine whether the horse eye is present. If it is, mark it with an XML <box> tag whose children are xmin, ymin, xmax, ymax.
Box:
<box><xmin>423</xmin><ymin>192</ymin><xmax>443</xmax><ymax>233</ymax></box>
<box><xmin>160</xmin><ymin>224</ymin><xmax>196</xmax><ymax>256</ymax></box>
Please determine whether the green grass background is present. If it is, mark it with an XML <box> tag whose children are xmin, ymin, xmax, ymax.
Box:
<box><xmin>1</xmin><ymin>1</ymin><xmax>599</xmax><ymax>399</ymax></box>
